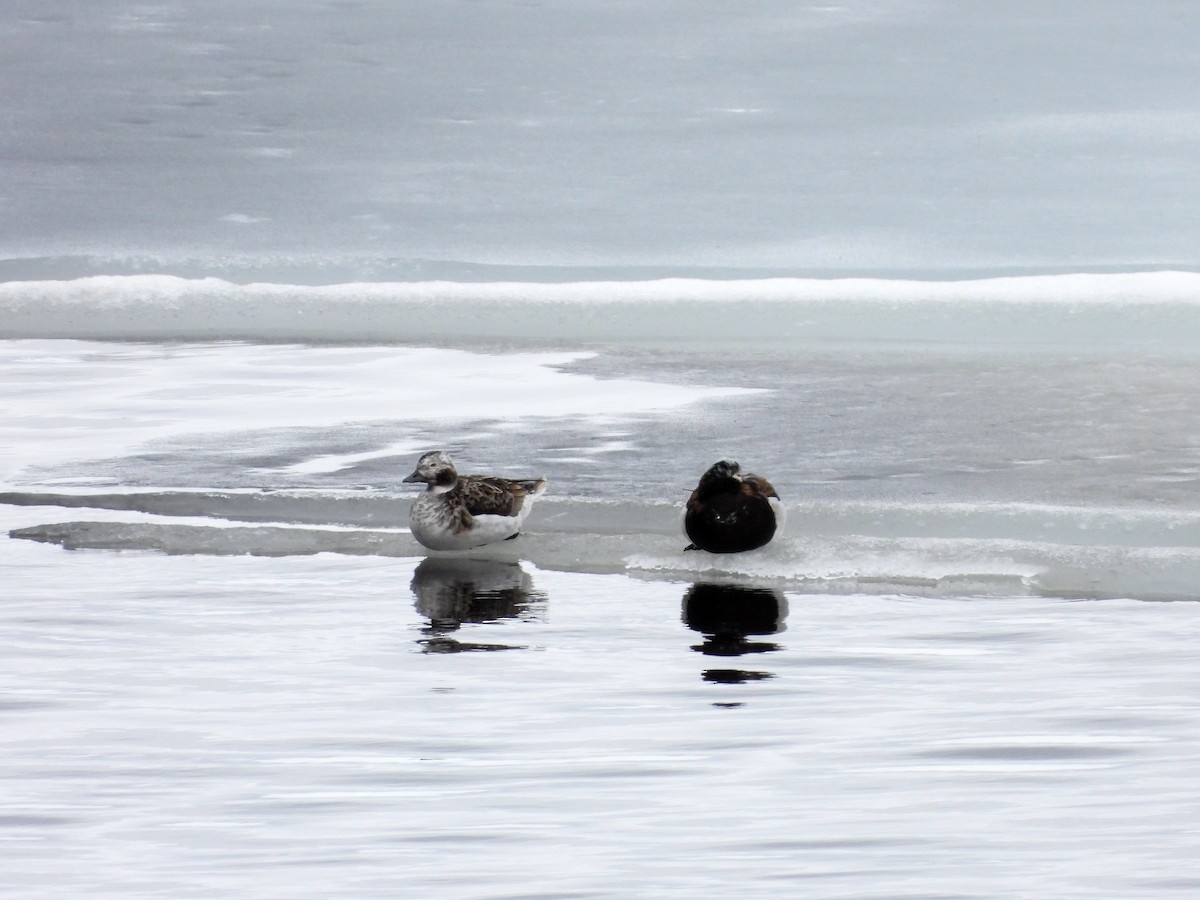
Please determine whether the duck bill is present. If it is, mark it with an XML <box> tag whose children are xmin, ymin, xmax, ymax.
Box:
<box><xmin>402</xmin><ymin>471</ymin><xmax>424</xmax><ymax>484</ymax></box>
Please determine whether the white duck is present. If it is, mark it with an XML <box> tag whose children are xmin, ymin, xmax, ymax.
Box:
<box><xmin>402</xmin><ymin>450</ymin><xmax>547</xmax><ymax>551</ymax></box>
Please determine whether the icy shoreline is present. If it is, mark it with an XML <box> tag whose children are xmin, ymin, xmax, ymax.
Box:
<box><xmin>3</xmin><ymin>271</ymin><xmax>1199</xmax><ymax>345</ymax></box>
<box><xmin>8</xmin><ymin>493</ymin><xmax>1200</xmax><ymax>602</ymax></box>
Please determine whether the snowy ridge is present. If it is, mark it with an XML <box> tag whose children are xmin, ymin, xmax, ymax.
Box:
<box><xmin>3</xmin><ymin>272</ymin><xmax>1200</xmax><ymax>344</ymax></box>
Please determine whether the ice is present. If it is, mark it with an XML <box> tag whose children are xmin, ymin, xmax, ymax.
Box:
<box><xmin>4</xmin><ymin>322</ymin><xmax>1200</xmax><ymax>602</ymax></box>
<box><xmin>10</xmin><ymin>492</ymin><xmax>1200</xmax><ymax>601</ymax></box>
<box><xmin>0</xmin><ymin>340</ymin><xmax>755</xmax><ymax>482</ymax></box>
<box><xmin>3</xmin><ymin>3</ymin><xmax>1200</xmax><ymax>273</ymax></box>
<box><xmin>4</xmin><ymin>4</ymin><xmax>1200</xmax><ymax>896</ymax></box>
<box><xmin>3</xmin><ymin>271</ymin><xmax>1200</xmax><ymax>345</ymax></box>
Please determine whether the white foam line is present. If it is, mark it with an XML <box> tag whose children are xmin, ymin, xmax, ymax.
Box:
<box><xmin>278</xmin><ymin>440</ymin><xmax>427</xmax><ymax>475</ymax></box>
<box><xmin>4</xmin><ymin>270</ymin><xmax>1200</xmax><ymax>306</ymax></box>
<box><xmin>0</xmin><ymin>505</ymin><xmax>407</xmax><ymax>534</ymax></box>
<box><xmin>5</xmin><ymin>271</ymin><xmax>1198</xmax><ymax>344</ymax></box>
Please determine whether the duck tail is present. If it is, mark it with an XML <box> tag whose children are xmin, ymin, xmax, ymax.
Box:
<box><xmin>523</xmin><ymin>477</ymin><xmax>548</xmax><ymax>497</ymax></box>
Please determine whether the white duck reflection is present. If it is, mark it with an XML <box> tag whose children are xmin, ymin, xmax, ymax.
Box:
<box><xmin>410</xmin><ymin>557</ymin><xmax>544</xmax><ymax>653</ymax></box>
<box><xmin>681</xmin><ymin>582</ymin><xmax>788</xmax><ymax>686</ymax></box>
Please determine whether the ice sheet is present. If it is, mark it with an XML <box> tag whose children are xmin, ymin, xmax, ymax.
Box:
<box><xmin>0</xmin><ymin>341</ymin><xmax>755</xmax><ymax>482</ymax></box>
<box><xmin>3</xmin><ymin>272</ymin><xmax>1200</xmax><ymax>345</ymax></box>
<box><xmin>4</xmin><ymin>2</ymin><xmax>1200</xmax><ymax>272</ymax></box>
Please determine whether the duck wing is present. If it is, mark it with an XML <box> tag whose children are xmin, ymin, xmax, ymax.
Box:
<box><xmin>455</xmin><ymin>476</ymin><xmax>532</xmax><ymax>518</ymax></box>
<box><xmin>741</xmin><ymin>473</ymin><xmax>781</xmax><ymax>500</ymax></box>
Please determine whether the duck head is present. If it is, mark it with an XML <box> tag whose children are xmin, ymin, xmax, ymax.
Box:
<box><xmin>403</xmin><ymin>450</ymin><xmax>459</xmax><ymax>490</ymax></box>
<box><xmin>697</xmin><ymin>459</ymin><xmax>742</xmax><ymax>492</ymax></box>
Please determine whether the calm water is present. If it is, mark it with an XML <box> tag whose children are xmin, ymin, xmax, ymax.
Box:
<box><xmin>2</xmin><ymin>534</ymin><xmax>1198</xmax><ymax>898</ymax></box>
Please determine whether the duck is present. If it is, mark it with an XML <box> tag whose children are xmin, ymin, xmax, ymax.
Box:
<box><xmin>683</xmin><ymin>459</ymin><xmax>784</xmax><ymax>553</ymax></box>
<box><xmin>402</xmin><ymin>450</ymin><xmax>547</xmax><ymax>551</ymax></box>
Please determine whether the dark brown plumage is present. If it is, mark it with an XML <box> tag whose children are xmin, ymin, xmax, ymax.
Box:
<box><xmin>455</xmin><ymin>476</ymin><xmax>538</xmax><ymax>520</ymax></box>
<box><xmin>684</xmin><ymin>459</ymin><xmax>783</xmax><ymax>553</ymax></box>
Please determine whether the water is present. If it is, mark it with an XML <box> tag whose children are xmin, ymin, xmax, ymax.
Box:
<box><xmin>3</xmin><ymin>283</ymin><xmax>1200</xmax><ymax>895</ymax></box>
<box><xmin>2</xmin><ymin>541</ymin><xmax>1198</xmax><ymax>897</ymax></box>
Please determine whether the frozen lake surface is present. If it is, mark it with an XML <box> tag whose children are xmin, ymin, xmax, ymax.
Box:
<box><xmin>3</xmin><ymin>283</ymin><xmax>1200</xmax><ymax>895</ymax></box>
<box><xmin>5</xmin><ymin>1</ymin><xmax>1200</xmax><ymax>894</ymax></box>
<box><xmin>5</xmin><ymin>1</ymin><xmax>1200</xmax><ymax>275</ymax></box>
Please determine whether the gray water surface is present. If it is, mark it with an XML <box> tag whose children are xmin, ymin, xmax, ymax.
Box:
<box><xmin>2</xmin><ymin>536</ymin><xmax>1198</xmax><ymax>898</ymax></box>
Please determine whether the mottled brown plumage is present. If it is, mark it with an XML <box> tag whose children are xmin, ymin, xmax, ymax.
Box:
<box><xmin>455</xmin><ymin>476</ymin><xmax>535</xmax><ymax>520</ymax></box>
<box><xmin>403</xmin><ymin>451</ymin><xmax>547</xmax><ymax>550</ymax></box>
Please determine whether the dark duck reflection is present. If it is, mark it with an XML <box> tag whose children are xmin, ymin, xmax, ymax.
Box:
<box><xmin>410</xmin><ymin>557</ymin><xmax>544</xmax><ymax>653</ymax></box>
<box><xmin>682</xmin><ymin>582</ymin><xmax>788</xmax><ymax>685</ymax></box>
<box><xmin>683</xmin><ymin>459</ymin><xmax>784</xmax><ymax>553</ymax></box>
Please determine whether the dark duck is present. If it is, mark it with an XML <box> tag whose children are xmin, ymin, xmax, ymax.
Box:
<box><xmin>683</xmin><ymin>459</ymin><xmax>784</xmax><ymax>553</ymax></box>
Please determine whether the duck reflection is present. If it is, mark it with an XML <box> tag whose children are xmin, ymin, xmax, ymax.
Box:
<box><xmin>410</xmin><ymin>557</ymin><xmax>544</xmax><ymax>653</ymax></box>
<box><xmin>682</xmin><ymin>582</ymin><xmax>788</xmax><ymax>685</ymax></box>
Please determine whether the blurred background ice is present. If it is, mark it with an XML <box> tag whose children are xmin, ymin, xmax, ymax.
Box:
<box><xmin>4</xmin><ymin>0</ymin><xmax>1200</xmax><ymax>279</ymax></box>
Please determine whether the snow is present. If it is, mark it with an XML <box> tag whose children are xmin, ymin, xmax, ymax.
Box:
<box><xmin>0</xmin><ymin>341</ymin><xmax>754</xmax><ymax>482</ymax></box>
